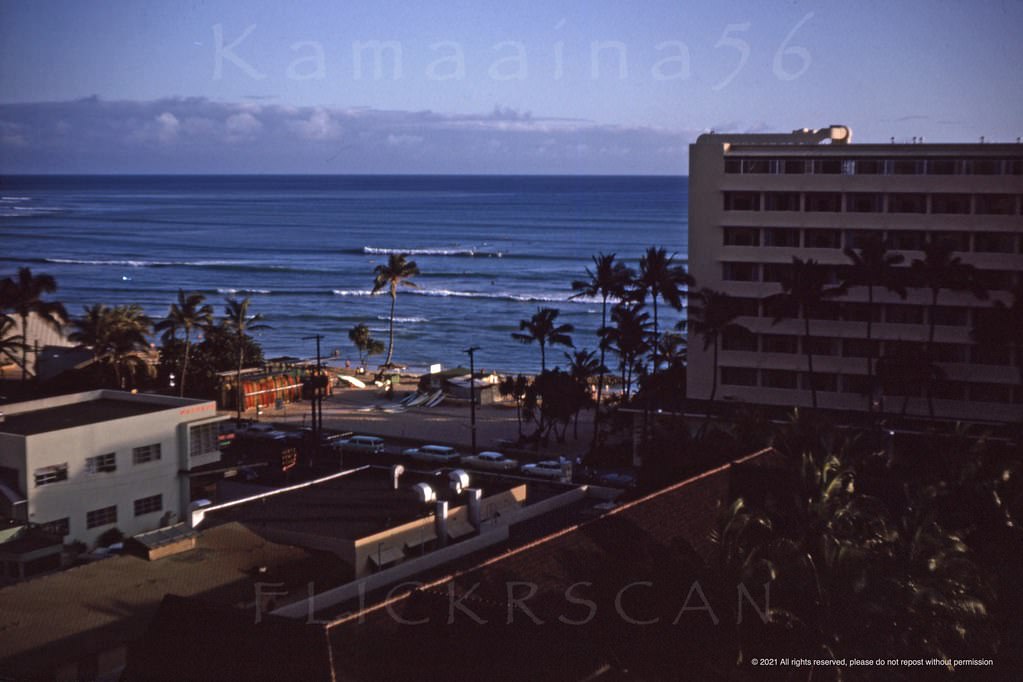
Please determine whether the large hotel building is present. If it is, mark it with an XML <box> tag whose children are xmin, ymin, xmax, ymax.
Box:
<box><xmin>687</xmin><ymin>126</ymin><xmax>1023</xmax><ymax>422</ymax></box>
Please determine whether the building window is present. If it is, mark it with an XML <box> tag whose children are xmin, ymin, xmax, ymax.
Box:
<box><xmin>933</xmin><ymin>343</ymin><xmax>968</xmax><ymax>363</ymax></box>
<box><xmin>892</xmin><ymin>159</ymin><xmax>925</xmax><ymax>175</ymax></box>
<box><xmin>971</xmin><ymin>344</ymin><xmax>1012</xmax><ymax>366</ymax></box>
<box><xmin>723</xmin><ymin>191</ymin><xmax>760</xmax><ymax>211</ymax></box>
<box><xmin>930</xmin><ymin>194</ymin><xmax>972</xmax><ymax>214</ymax></box>
<box><xmin>761</xmin><ymin>334</ymin><xmax>799</xmax><ymax>354</ymax></box>
<box><xmin>974</xmin><ymin>231</ymin><xmax>1016</xmax><ymax>254</ymax></box>
<box><xmin>842</xmin><ymin>339</ymin><xmax>877</xmax><ymax>358</ymax></box>
<box><xmin>761</xmin><ymin>369</ymin><xmax>799</xmax><ymax>389</ymax></box>
<box><xmin>975</xmin><ymin>194</ymin><xmax>1016</xmax><ymax>215</ymax></box>
<box><xmin>933</xmin><ymin>382</ymin><xmax>968</xmax><ymax>400</ymax></box>
<box><xmin>844</xmin><ymin>229</ymin><xmax>885</xmax><ymax>250</ymax></box>
<box><xmin>723</xmin><ymin>227</ymin><xmax>759</xmax><ymax>246</ymax></box>
<box><xmin>967</xmin><ymin>159</ymin><xmax>1001</xmax><ymax>175</ymax></box>
<box><xmin>782</xmin><ymin>159</ymin><xmax>807</xmax><ymax>174</ymax></box>
<box><xmin>722</xmin><ymin>262</ymin><xmax>759</xmax><ymax>282</ymax></box>
<box><xmin>928</xmin><ymin>159</ymin><xmax>958</xmax><ymax>175</ymax></box>
<box><xmin>889</xmin><ymin>230</ymin><xmax>927</xmax><ymax>251</ymax></box>
<box><xmin>931</xmin><ymin>307</ymin><xmax>969</xmax><ymax>327</ymax></box>
<box><xmin>886</xmin><ymin>304</ymin><xmax>926</xmax><ymax>324</ymax></box>
<box><xmin>763</xmin><ymin>296</ymin><xmax>798</xmax><ymax>320</ymax></box>
<box><xmin>804</xmin><ymin>337</ymin><xmax>839</xmax><ymax>356</ymax></box>
<box><xmin>932</xmin><ymin>231</ymin><xmax>970</xmax><ymax>251</ymax></box>
<box><xmin>86</xmin><ymin>505</ymin><xmax>118</xmax><ymax>530</ymax></box>
<box><xmin>721</xmin><ymin>327</ymin><xmax>757</xmax><ymax>352</ymax></box>
<box><xmin>975</xmin><ymin>270</ymin><xmax>1016</xmax><ymax>291</ymax></box>
<box><xmin>842</xmin><ymin>303</ymin><xmax>882</xmax><ymax>323</ymax></box>
<box><xmin>841</xmin><ymin>374</ymin><xmax>872</xmax><ymax>395</ymax></box>
<box><xmin>721</xmin><ymin>367</ymin><xmax>758</xmax><ymax>387</ymax></box>
<box><xmin>134</xmin><ymin>494</ymin><xmax>163</xmax><ymax>517</ymax></box>
<box><xmin>731</xmin><ymin>297</ymin><xmax>761</xmax><ymax>317</ymax></box>
<box><xmin>853</xmin><ymin>159</ymin><xmax>883</xmax><ymax>175</ymax></box>
<box><xmin>804</xmin><ymin>229</ymin><xmax>842</xmax><ymax>249</ymax></box>
<box><xmin>189</xmin><ymin>423</ymin><xmax>220</xmax><ymax>458</ymax></box>
<box><xmin>807</xmin><ymin>298</ymin><xmax>842</xmax><ymax>319</ymax></box>
<box><xmin>724</xmin><ymin>158</ymin><xmax>741</xmax><ymax>174</ymax></box>
<box><xmin>34</xmin><ymin>464</ymin><xmax>68</xmax><ymax>487</ymax></box>
<box><xmin>805</xmin><ymin>192</ymin><xmax>842</xmax><ymax>212</ymax></box>
<box><xmin>763</xmin><ymin>192</ymin><xmax>801</xmax><ymax>211</ymax></box>
<box><xmin>888</xmin><ymin>193</ymin><xmax>927</xmax><ymax>213</ymax></box>
<box><xmin>763</xmin><ymin>228</ymin><xmax>801</xmax><ymax>247</ymax></box>
<box><xmin>40</xmin><ymin>518</ymin><xmax>70</xmax><ymax>537</ymax></box>
<box><xmin>86</xmin><ymin>452</ymin><xmax>117</xmax><ymax>474</ymax></box>
<box><xmin>132</xmin><ymin>443</ymin><xmax>162</xmax><ymax>465</ymax></box>
<box><xmin>971</xmin><ymin>383</ymin><xmax>1012</xmax><ymax>403</ymax></box>
<box><xmin>762</xmin><ymin>263</ymin><xmax>792</xmax><ymax>283</ymax></box>
<box><xmin>802</xmin><ymin>373</ymin><xmax>838</xmax><ymax>392</ymax></box>
<box><xmin>846</xmin><ymin>193</ymin><xmax>884</xmax><ymax>213</ymax></box>
<box><xmin>810</xmin><ymin>159</ymin><xmax>842</xmax><ymax>175</ymax></box>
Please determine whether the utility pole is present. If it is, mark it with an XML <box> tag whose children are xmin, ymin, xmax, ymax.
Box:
<box><xmin>464</xmin><ymin>346</ymin><xmax>480</xmax><ymax>456</ymax></box>
<box><xmin>303</xmin><ymin>334</ymin><xmax>325</xmax><ymax>466</ymax></box>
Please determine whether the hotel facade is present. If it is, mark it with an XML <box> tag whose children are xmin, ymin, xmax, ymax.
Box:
<box><xmin>687</xmin><ymin>126</ymin><xmax>1023</xmax><ymax>421</ymax></box>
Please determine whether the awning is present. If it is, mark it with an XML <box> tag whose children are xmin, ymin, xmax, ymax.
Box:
<box><xmin>367</xmin><ymin>545</ymin><xmax>405</xmax><ymax>568</ymax></box>
<box><xmin>447</xmin><ymin>518</ymin><xmax>476</xmax><ymax>539</ymax></box>
<box><xmin>404</xmin><ymin>526</ymin><xmax>438</xmax><ymax>549</ymax></box>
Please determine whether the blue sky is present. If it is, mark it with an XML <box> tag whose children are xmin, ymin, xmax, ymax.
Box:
<box><xmin>1</xmin><ymin>0</ymin><xmax>1021</xmax><ymax>173</ymax></box>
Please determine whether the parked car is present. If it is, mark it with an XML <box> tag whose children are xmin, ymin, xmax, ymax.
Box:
<box><xmin>595</xmin><ymin>469</ymin><xmax>638</xmax><ymax>488</ymax></box>
<box><xmin>237</xmin><ymin>423</ymin><xmax>287</xmax><ymax>441</ymax></box>
<box><xmin>461</xmin><ymin>451</ymin><xmax>519</xmax><ymax>472</ymax></box>
<box><xmin>402</xmin><ymin>444</ymin><xmax>462</xmax><ymax>464</ymax></box>
<box><xmin>520</xmin><ymin>459</ymin><xmax>567</xmax><ymax>480</ymax></box>
<box><xmin>337</xmin><ymin>435</ymin><xmax>386</xmax><ymax>455</ymax></box>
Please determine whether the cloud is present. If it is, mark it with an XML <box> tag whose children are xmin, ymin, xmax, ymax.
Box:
<box><xmin>0</xmin><ymin>97</ymin><xmax>696</xmax><ymax>174</ymax></box>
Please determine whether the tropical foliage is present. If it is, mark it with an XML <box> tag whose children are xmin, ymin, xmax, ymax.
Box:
<box><xmin>0</xmin><ymin>267</ymin><xmax>68</xmax><ymax>384</ymax></box>
<box><xmin>511</xmin><ymin>307</ymin><xmax>574</xmax><ymax>373</ymax></box>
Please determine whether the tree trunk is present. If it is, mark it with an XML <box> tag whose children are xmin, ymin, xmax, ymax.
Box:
<box><xmin>865</xmin><ymin>284</ymin><xmax>874</xmax><ymax>413</ymax></box>
<box><xmin>926</xmin><ymin>289</ymin><xmax>939</xmax><ymax>418</ymax></box>
<box><xmin>592</xmin><ymin>295</ymin><xmax>608</xmax><ymax>447</ymax></box>
<box><xmin>20</xmin><ymin>313</ymin><xmax>28</xmax><ymax>385</ymax></box>
<box><xmin>804</xmin><ymin>313</ymin><xmax>818</xmax><ymax>409</ymax></box>
<box><xmin>180</xmin><ymin>329</ymin><xmax>191</xmax><ymax>397</ymax></box>
<box><xmin>539</xmin><ymin>341</ymin><xmax>546</xmax><ymax>373</ymax></box>
<box><xmin>710</xmin><ymin>338</ymin><xmax>719</xmax><ymax>403</ymax></box>
<box><xmin>651</xmin><ymin>294</ymin><xmax>659</xmax><ymax>373</ymax></box>
<box><xmin>236</xmin><ymin>338</ymin><xmax>244</xmax><ymax>422</ymax></box>
<box><xmin>384</xmin><ymin>289</ymin><xmax>396</xmax><ymax>367</ymax></box>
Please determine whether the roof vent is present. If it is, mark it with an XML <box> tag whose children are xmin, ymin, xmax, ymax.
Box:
<box><xmin>412</xmin><ymin>482</ymin><xmax>436</xmax><ymax>504</ymax></box>
<box><xmin>391</xmin><ymin>464</ymin><xmax>405</xmax><ymax>490</ymax></box>
<box><xmin>448</xmin><ymin>469</ymin><xmax>470</xmax><ymax>494</ymax></box>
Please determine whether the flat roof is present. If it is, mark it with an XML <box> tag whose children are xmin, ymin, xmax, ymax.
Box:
<box><xmin>0</xmin><ymin>397</ymin><xmax>174</xmax><ymax>436</ymax></box>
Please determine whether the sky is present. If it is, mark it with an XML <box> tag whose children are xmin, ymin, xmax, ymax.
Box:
<box><xmin>1</xmin><ymin>0</ymin><xmax>1021</xmax><ymax>174</ymax></box>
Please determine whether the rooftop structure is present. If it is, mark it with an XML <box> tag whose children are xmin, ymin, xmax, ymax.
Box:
<box><xmin>687</xmin><ymin>126</ymin><xmax>1023</xmax><ymax>420</ymax></box>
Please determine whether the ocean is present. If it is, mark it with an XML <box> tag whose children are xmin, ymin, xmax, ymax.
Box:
<box><xmin>0</xmin><ymin>175</ymin><xmax>687</xmax><ymax>375</ymax></box>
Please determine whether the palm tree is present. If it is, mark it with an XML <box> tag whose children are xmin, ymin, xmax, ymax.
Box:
<box><xmin>911</xmin><ymin>239</ymin><xmax>987</xmax><ymax>416</ymax></box>
<box><xmin>571</xmin><ymin>253</ymin><xmax>634</xmax><ymax>423</ymax></box>
<box><xmin>632</xmin><ymin>247</ymin><xmax>693</xmax><ymax>373</ymax></box>
<box><xmin>224</xmin><ymin>297</ymin><xmax>271</xmax><ymax>421</ymax></box>
<box><xmin>155</xmin><ymin>290</ymin><xmax>213</xmax><ymax>397</ymax></box>
<box><xmin>348</xmin><ymin>323</ymin><xmax>384</xmax><ymax>369</ymax></box>
<box><xmin>0</xmin><ymin>315</ymin><xmax>25</xmax><ymax>379</ymax></box>
<box><xmin>841</xmin><ymin>235</ymin><xmax>907</xmax><ymax>411</ymax></box>
<box><xmin>763</xmin><ymin>257</ymin><xmax>845</xmax><ymax>409</ymax></box>
<box><xmin>0</xmin><ymin>267</ymin><xmax>67</xmax><ymax>385</ymax></box>
<box><xmin>688</xmin><ymin>288</ymin><xmax>751</xmax><ymax>403</ymax></box>
<box><xmin>498</xmin><ymin>374</ymin><xmax>530</xmax><ymax>439</ymax></box>
<box><xmin>876</xmin><ymin>341</ymin><xmax>944</xmax><ymax>416</ymax></box>
<box><xmin>971</xmin><ymin>282</ymin><xmax>1023</xmax><ymax>397</ymax></box>
<box><xmin>371</xmin><ymin>253</ymin><xmax>420</xmax><ymax>367</ymax></box>
<box><xmin>69</xmin><ymin>304</ymin><xmax>152</xmax><ymax>389</ymax></box>
<box><xmin>564</xmin><ymin>348</ymin><xmax>605</xmax><ymax>439</ymax></box>
<box><xmin>599</xmin><ymin>303</ymin><xmax>650</xmax><ymax>400</ymax></box>
<box><xmin>511</xmin><ymin>307</ymin><xmax>574</xmax><ymax>372</ymax></box>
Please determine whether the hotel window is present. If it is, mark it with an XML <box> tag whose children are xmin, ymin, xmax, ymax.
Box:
<box><xmin>930</xmin><ymin>193</ymin><xmax>971</xmax><ymax>214</ymax></box>
<box><xmin>189</xmin><ymin>423</ymin><xmax>219</xmax><ymax>458</ymax></box>
<box><xmin>933</xmin><ymin>343</ymin><xmax>968</xmax><ymax>363</ymax></box>
<box><xmin>892</xmin><ymin>159</ymin><xmax>925</xmax><ymax>175</ymax></box>
<box><xmin>967</xmin><ymin>159</ymin><xmax>1000</xmax><ymax>175</ymax></box>
<box><xmin>885</xmin><ymin>304</ymin><xmax>925</xmax><ymax>324</ymax></box>
<box><xmin>722</xmin><ymin>262</ymin><xmax>759</xmax><ymax>282</ymax></box>
<box><xmin>928</xmin><ymin>159</ymin><xmax>958</xmax><ymax>175</ymax></box>
<box><xmin>804</xmin><ymin>229</ymin><xmax>842</xmax><ymax>249</ymax></box>
<box><xmin>804</xmin><ymin>337</ymin><xmax>839</xmax><ymax>356</ymax></box>
<box><xmin>731</xmin><ymin>297</ymin><xmax>761</xmax><ymax>317</ymax></box>
<box><xmin>763</xmin><ymin>296</ymin><xmax>797</xmax><ymax>319</ymax></box>
<box><xmin>846</xmin><ymin>193</ymin><xmax>884</xmax><ymax>213</ymax></box>
<box><xmin>842</xmin><ymin>339</ymin><xmax>877</xmax><ymax>358</ymax></box>
<box><xmin>844</xmin><ymin>229</ymin><xmax>884</xmax><ymax>250</ymax></box>
<box><xmin>86</xmin><ymin>452</ymin><xmax>117</xmax><ymax>474</ymax></box>
<box><xmin>932</xmin><ymin>231</ymin><xmax>970</xmax><ymax>251</ymax></box>
<box><xmin>889</xmin><ymin>230</ymin><xmax>927</xmax><ymax>251</ymax></box>
<box><xmin>761</xmin><ymin>370</ymin><xmax>799</xmax><ymax>389</ymax></box>
<box><xmin>762</xmin><ymin>263</ymin><xmax>792</xmax><ymax>283</ymax></box>
<box><xmin>971</xmin><ymin>343</ymin><xmax>1012</xmax><ymax>366</ymax></box>
<box><xmin>971</xmin><ymin>383</ymin><xmax>1012</xmax><ymax>403</ymax></box>
<box><xmin>933</xmin><ymin>382</ymin><xmax>968</xmax><ymax>400</ymax></box>
<box><xmin>763</xmin><ymin>228</ymin><xmax>800</xmax><ymax>247</ymax></box>
<box><xmin>841</xmin><ymin>374</ymin><xmax>872</xmax><ymax>395</ymax></box>
<box><xmin>810</xmin><ymin>159</ymin><xmax>842</xmax><ymax>175</ymax></box>
<box><xmin>931</xmin><ymin>307</ymin><xmax>969</xmax><ymax>327</ymax></box>
<box><xmin>761</xmin><ymin>334</ymin><xmax>799</xmax><ymax>354</ymax></box>
<box><xmin>975</xmin><ymin>270</ymin><xmax>1016</xmax><ymax>291</ymax></box>
<box><xmin>40</xmin><ymin>518</ymin><xmax>70</xmax><ymax>537</ymax></box>
<box><xmin>805</xmin><ymin>192</ymin><xmax>842</xmax><ymax>212</ymax></box>
<box><xmin>975</xmin><ymin>194</ymin><xmax>1016</xmax><ymax>215</ymax></box>
<box><xmin>1006</xmin><ymin>159</ymin><xmax>1022</xmax><ymax>175</ymax></box>
<box><xmin>973</xmin><ymin>231</ymin><xmax>1016</xmax><ymax>253</ymax></box>
<box><xmin>723</xmin><ymin>191</ymin><xmax>760</xmax><ymax>211</ymax></box>
<box><xmin>34</xmin><ymin>464</ymin><xmax>68</xmax><ymax>487</ymax></box>
<box><xmin>724</xmin><ymin>158</ymin><xmax>741</xmax><ymax>174</ymax></box>
<box><xmin>782</xmin><ymin>159</ymin><xmax>807</xmax><ymax>174</ymax></box>
<box><xmin>888</xmin><ymin>193</ymin><xmax>927</xmax><ymax>213</ymax></box>
<box><xmin>721</xmin><ymin>327</ymin><xmax>757</xmax><ymax>352</ymax></box>
<box><xmin>721</xmin><ymin>367</ymin><xmax>757</xmax><ymax>386</ymax></box>
<box><xmin>802</xmin><ymin>373</ymin><xmax>838</xmax><ymax>392</ymax></box>
<box><xmin>763</xmin><ymin>192</ymin><xmax>801</xmax><ymax>211</ymax></box>
<box><xmin>134</xmin><ymin>494</ymin><xmax>163</xmax><ymax>517</ymax></box>
<box><xmin>741</xmin><ymin>158</ymin><xmax>772</xmax><ymax>174</ymax></box>
<box><xmin>723</xmin><ymin>227</ymin><xmax>759</xmax><ymax>246</ymax></box>
<box><xmin>842</xmin><ymin>303</ymin><xmax>882</xmax><ymax>323</ymax></box>
<box><xmin>132</xmin><ymin>443</ymin><xmax>162</xmax><ymax>464</ymax></box>
<box><xmin>853</xmin><ymin>159</ymin><xmax>883</xmax><ymax>175</ymax></box>
<box><xmin>86</xmin><ymin>505</ymin><xmax>118</xmax><ymax>529</ymax></box>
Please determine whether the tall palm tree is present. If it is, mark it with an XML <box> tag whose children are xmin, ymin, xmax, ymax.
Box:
<box><xmin>841</xmin><ymin>235</ymin><xmax>906</xmax><ymax>411</ymax></box>
<box><xmin>632</xmin><ymin>247</ymin><xmax>693</xmax><ymax>373</ymax></box>
<box><xmin>876</xmin><ymin>341</ymin><xmax>944</xmax><ymax>416</ymax></box>
<box><xmin>571</xmin><ymin>253</ymin><xmax>634</xmax><ymax>424</ymax></box>
<box><xmin>0</xmin><ymin>267</ymin><xmax>67</xmax><ymax>385</ymax></box>
<box><xmin>563</xmin><ymin>348</ymin><xmax>604</xmax><ymax>439</ymax></box>
<box><xmin>688</xmin><ymin>288</ymin><xmax>751</xmax><ymax>403</ymax></box>
<box><xmin>511</xmin><ymin>307</ymin><xmax>574</xmax><ymax>373</ymax></box>
<box><xmin>155</xmin><ymin>290</ymin><xmax>213</xmax><ymax>397</ymax></box>
<box><xmin>911</xmin><ymin>239</ymin><xmax>987</xmax><ymax>416</ymax></box>
<box><xmin>69</xmin><ymin>304</ymin><xmax>152</xmax><ymax>389</ymax></box>
<box><xmin>599</xmin><ymin>303</ymin><xmax>650</xmax><ymax>400</ymax></box>
<box><xmin>224</xmin><ymin>297</ymin><xmax>271</xmax><ymax>421</ymax></box>
<box><xmin>764</xmin><ymin>257</ymin><xmax>845</xmax><ymax>409</ymax></box>
<box><xmin>0</xmin><ymin>315</ymin><xmax>25</xmax><ymax>379</ymax></box>
<box><xmin>371</xmin><ymin>253</ymin><xmax>420</xmax><ymax>367</ymax></box>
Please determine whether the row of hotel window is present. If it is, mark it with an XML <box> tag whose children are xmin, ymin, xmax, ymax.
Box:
<box><xmin>718</xmin><ymin>367</ymin><xmax>1020</xmax><ymax>403</ymax></box>
<box><xmin>718</xmin><ymin>331</ymin><xmax>1015</xmax><ymax>366</ymax></box>
<box><xmin>33</xmin><ymin>443</ymin><xmax>161</xmax><ymax>486</ymax></box>
<box><xmin>37</xmin><ymin>495</ymin><xmax>163</xmax><ymax>537</ymax></box>
<box><xmin>722</xmin><ymin>192</ymin><xmax>1020</xmax><ymax>215</ymax></box>
<box><xmin>722</xmin><ymin>262</ymin><xmax>1019</xmax><ymax>291</ymax></box>
<box><xmin>723</xmin><ymin>227</ymin><xmax>1023</xmax><ymax>254</ymax></box>
<box><xmin>724</xmin><ymin>157</ymin><xmax>1023</xmax><ymax>176</ymax></box>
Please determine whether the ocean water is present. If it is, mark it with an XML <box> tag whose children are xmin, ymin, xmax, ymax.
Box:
<box><xmin>0</xmin><ymin>175</ymin><xmax>687</xmax><ymax>375</ymax></box>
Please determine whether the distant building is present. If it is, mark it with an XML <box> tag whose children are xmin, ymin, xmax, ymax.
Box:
<box><xmin>0</xmin><ymin>390</ymin><xmax>226</xmax><ymax>548</ymax></box>
<box><xmin>687</xmin><ymin>126</ymin><xmax>1023</xmax><ymax>420</ymax></box>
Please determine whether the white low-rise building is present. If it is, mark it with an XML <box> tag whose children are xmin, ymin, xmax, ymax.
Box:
<box><xmin>0</xmin><ymin>390</ymin><xmax>226</xmax><ymax>547</ymax></box>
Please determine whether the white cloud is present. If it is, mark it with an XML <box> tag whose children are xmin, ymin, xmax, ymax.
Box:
<box><xmin>287</xmin><ymin>108</ymin><xmax>342</xmax><ymax>140</ymax></box>
<box><xmin>156</xmin><ymin>112</ymin><xmax>179</xmax><ymax>143</ymax></box>
<box><xmin>225</xmin><ymin>111</ymin><xmax>262</xmax><ymax>139</ymax></box>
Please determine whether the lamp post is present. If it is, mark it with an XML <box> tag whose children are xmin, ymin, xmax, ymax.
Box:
<box><xmin>464</xmin><ymin>346</ymin><xmax>480</xmax><ymax>456</ymax></box>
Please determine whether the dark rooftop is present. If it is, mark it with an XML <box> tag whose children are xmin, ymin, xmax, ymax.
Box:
<box><xmin>0</xmin><ymin>397</ymin><xmax>174</xmax><ymax>435</ymax></box>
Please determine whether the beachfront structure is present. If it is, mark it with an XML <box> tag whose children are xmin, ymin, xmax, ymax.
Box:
<box><xmin>0</xmin><ymin>390</ymin><xmax>226</xmax><ymax>548</ymax></box>
<box><xmin>687</xmin><ymin>126</ymin><xmax>1023</xmax><ymax>420</ymax></box>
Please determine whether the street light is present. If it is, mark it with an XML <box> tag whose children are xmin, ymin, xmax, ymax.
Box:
<box><xmin>464</xmin><ymin>346</ymin><xmax>480</xmax><ymax>456</ymax></box>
